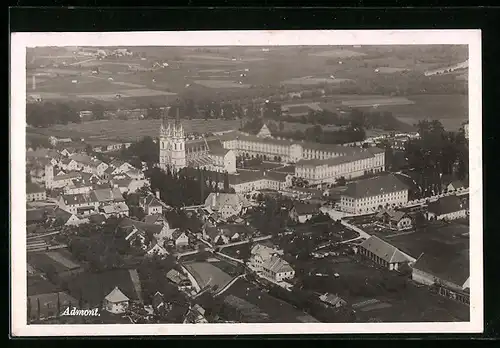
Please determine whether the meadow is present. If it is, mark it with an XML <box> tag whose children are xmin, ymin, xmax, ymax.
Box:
<box><xmin>28</xmin><ymin>119</ymin><xmax>242</xmax><ymax>142</ymax></box>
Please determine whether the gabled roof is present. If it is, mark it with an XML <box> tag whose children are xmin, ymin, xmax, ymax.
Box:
<box><xmin>343</xmin><ymin>174</ymin><xmax>408</xmax><ymax>199</ymax></box>
<box><xmin>101</xmin><ymin>202</ymin><xmax>129</xmax><ymax>214</ymax></box>
<box><xmin>204</xmin><ymin>193</ymin><xmax>251</xmax><ymax>211</ymax></box>
<box><xmin>413</xmin><ymin>251</ymin><xmax>469</xmax><ymax>289</ymax></box>
<box><xmin>143</xmin><ymin>214</ymin><xmax>165</xmax><ymax>225</ymax></box>
<box><xmin>26</xmin><ymin>209</ymin><xmax>47</xmax><ymax>223</ymax></box>
<box><xmin>26</xmin><ymin>182</ymin><xmax>45</xmax><ymax>194</ymax></box>
<box><xmin>61</xmin><ymin>193</ymin><xmax>90</xmax><ymax>206</ymax></box>
<box><xmin>105</xmin><ymin>286</ymin><xmax>130</xmax><ymax>303</ymax></box>
<box><xmin>359</xmin><ymin>236</ymin><xmax>411</xmax><ymax>264</ymax></box>
<box><xmin>262</xmin><ymin>255</ymin><xmax>294</xmax><ymax>274</ymax></box>
<box><xmin>53</xmin><ymin>207</ymin><xmax>75</xmax><ymax>223</ymax></box>
<box><xmin>376</xmin><ymin>209</ymin><xmax>408</xmax><ymax>222</ymax></box>
<box><xmin>251</xmin><ymin>243</ymin><xmax>283</xmax><ymax>261</ymax></box>
<box><xmin>144</xmin><ymin>195</ymin><xmax>163</xmax><ymax>208</ymax></box>
<box><xmin>92</xmin><ymin>188</ymin><xmax>124</xmax><ymax>203</ymax></box>
<box><xmin>428</xmin><ymin>195</ymin><xmax>466</xmax><ymax>216</ymax></box>
<box><xmin>172</xmin><ymin>229</ymin><xmax>187</xmax><ymax>240</ymax></box>
<box><xmin>119</xmin><ymin>217</ymin><xmax>164</xmax><ymax>237</ymax></box>
<box><xmin>319</xmin><ymin>293</ymin><xmax>345</xmax><ymax>307</ymax></box>
<box><xmin>292</xmin><ymin>202</ymin><xmax>320</xmax><ymax>216</ymax></box>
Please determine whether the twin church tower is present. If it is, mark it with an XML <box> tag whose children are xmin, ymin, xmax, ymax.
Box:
<box><xmin>159</xmin><ymin>107</ymin><xmax>186</xmax><ymax>172</ymax></box>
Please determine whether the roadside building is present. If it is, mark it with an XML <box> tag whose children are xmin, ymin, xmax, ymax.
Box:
<box><xmin>289</xmin><ymin>202</ymin><xmax>321</xmax><ymax>223</ymax></box>
<box><xmin>140</xmin><ymin>194</ymin><xmax>164</xmax><ymax>216</ymax></box>
<box><xmin>27</xmin><ymin>183</ymin><xmax>46</xmax><ymax>201</ymax></box>
<box><xmin>103</xmin><ymin>287</ymin><xmax>130</xmax><ymax>314</ymax></box>
<box><xmin>426</xmin><ymin>195</ymin><xmax>468</xmax><ymax>221</ymax></box>
<box><xmin>319</xmin><ymin>293</ymin><xmax>347</xmax><ymax>309</ymax></box>
<box><xmin>249</xmin><ymin>243</ymin><xmax>284</xmax><ymax>272</ymax></box>
<box><xmin>204</xmin><ymin>192</ymin><xmax>252</xmax><ymax>220</ymax></box>
<box><xmin>412</xmin><ymin>252</ymin><xmax>470</xmax><ymax>306</ymax></box>
<box><xmin>357</xmin><ymin>236</ymin><xmax>415</xmax><ymax>271</ymax></box>
<box><xmin>261</xmin><ymin>255</ymin><xmax>295</xmax><ymax>282</ymax></box>
<box><xmin>375</xmin><ymin>209</ymin><xmax>413</xmax><ymax>231</ymax></box>
<box><xmin>340</xmin><ymin>174</ymin><xmax>409</xmax><ymax>214</ymax></box>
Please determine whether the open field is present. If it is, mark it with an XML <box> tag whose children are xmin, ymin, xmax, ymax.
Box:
<box><xmin>194</xmin><ymin>80</ymin><xmax>251</xmax><ymax>88</ymax></box>
<box><xmin>376</xmin><ymin>67</ymin><xmax>409</xmax><ymax>74</ymax></box>
<box><xmin>27</xmin><ymin>119</ymin><xmax>242</xmax><ymax>142</ymax></box>
<box><xmin>281</xmin><ymin>76</ymin><xmax>352</xmax><ymax>86</ymax></box>
<box><xmin>308</xmin><ymin>49</ymin><xmax>366</xmax><ymax>58</ymax></box>
<box><xmin>223</xmin><ymin>278</ymin><xmax>316</xmax><ymax>323</ymax></box>
<box><xmin>340</xmin><ymin>96</ymin><xmax>415</xmax><ymax>108</ymax></box>
<box><xmin>295</xmin><ymin>255</ymin><xmax>469</xmax><ymax>322</ymax></box>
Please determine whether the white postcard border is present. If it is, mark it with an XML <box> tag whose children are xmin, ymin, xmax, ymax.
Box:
<box><xmin>10</xmin><ymin>30</ymin><xmax>483</xmax><ymax>336</ymax></box>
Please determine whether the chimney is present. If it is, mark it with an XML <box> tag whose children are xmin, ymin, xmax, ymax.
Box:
<box><xmin>155</xmin><ymin>190</ymin><xmax>160</xmax><ymax>200</ymax></box>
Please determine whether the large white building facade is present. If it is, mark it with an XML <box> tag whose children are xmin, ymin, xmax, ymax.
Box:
<box><xmin>340</xmin><ymin>174</ymin><xmax>409</xmax><ymax>214</ymax></box>
<box><xmin>160</xmin><ymin>122</ymin><xmax>386</xmax><ymax>185</ymax></box>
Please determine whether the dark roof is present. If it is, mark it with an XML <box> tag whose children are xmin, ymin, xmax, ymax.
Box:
<box><xmin>66</xmin><ymin>269</ymin><xmax>140</xmax><ymax>306</ymax></box>
<box><xmin>61</xmin><ymin>193</ymin><xmax>90</xmax><ymax>206</ymax></box>
<box><xmin>88</xmin><ymin>214</ymin><xmax>107</xmax><ymax>225</ymax></box>
<box><xmin>92</xmin><ymin>188</ymin><xmax>124</xmax><ymax>203</ymax></box>
<box><xmin>26</xmin><ymin>209</ymin><xmax>47</xmax><ymax>223</ymax></box>
<box><xmin>26</xmin><ymin>182</ymin><xmax>45</xmax><ymax>194</ymax></box>
<box><xmin>359</xmin><ymin>236</ymin><xmax>411</xmax><ymax>264</ymax></box>
<box><xmin>428</xmin><ymin>195</ymin><xmax>466</xmax><ymax>215</ymax></box>
<box><xmin>143</xmin><ymin>214</ymin><xmax>164</xmax><ymax>225</ymax></box>
<box><xmin>292</xmin><ymin>202</ymin><xmax>320</xmax><ymax>216</ymax></box>
<box><xmin>119</xmin><ymin>217</ymin><xmax>164</xmax><ymax>236</ymax></box>
<box><xmin>27</xmin><ymin>276</ymin><xmax>60</xmax><ymax>296</ymax></box>
<box><xmin>144</xmin><ymin>195</ymin><xmax>163</xmax><ymax>208</ymax></box>
<box><xmin>413</xmin><ymin>251</ymin><xmax>469</xmax><ymax>288</ymax></box>
<box><xmin>343</xmin><ymin>174</ymin><xmax>408</xmax><ymax>199</ymax></box>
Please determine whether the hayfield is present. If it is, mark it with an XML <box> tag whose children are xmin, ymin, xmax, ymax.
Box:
<box><xmin>194</xmin><ymin>80</ymin><xmax>251</xmax><ymax>89</ymax></box>
<box><xmin>281</xmin><ymin>76</ymin><xmax>352</xmax><ymax>86</ymax></box>
<box><xmin>340</xmin><ymin>97</ymin><xmax>415</xmax><ymax>108</ymax></box>
<box><xmin>376</xmin><ymin>67</ymin><xmax>409</xmax><ymax>74</ymax></box>
<box><xmin>33</xmin><ymin>119</ymin><xmax>242</xmax><ymax>142</ymax></box>
<box><xmin>309</xmin><ymin>49</ymin><xmax>366</xmax><ymax>58</ymax></box>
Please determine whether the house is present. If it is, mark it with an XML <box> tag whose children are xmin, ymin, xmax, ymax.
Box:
<box><xmin>249</xmin><ymin>243</ymin><xmax>284</xmax><ymax>272</ymax></box>
<box><xmin>172</xmin><ymin>230</ymin><xmax>189</xmax><ymax>248</ymax></box>
<box><xmin>166</xmin><ymin>269</ymin><xmax>191</xmax><ymax>288</ymax></box>
<box><xmin>51</xmin><ymin>207</ymin><xmax>86</xmax><ymax>227</ymax></box>
<box><xmin>143</xmin><ymin>213</ymin><xmax>168</xmax><ymax>226</ymax></box>
<box><xmin>59</xmin><ymin>157</ymin><xmax>79</xmax><ymax>171</ymax></box>
<box><xmin>27</xmin><ymin>276</ymin><xmax>78</xmax><ymax>322</ymax></box>
<box><xmin>446</xmin><ymin>180</ymin><xmax>467</xmax><ymax>192</ymax></box>
<box><xmin>204</xmin><ymin>192</ymin><xmax>251</xmax><ymax>220</ymax></box>
<box><xmin>357</xmin><ymin>236</ymin><xmax>415</xmax><ymax>271</ymax></box>
<box><xmin>375</xmin><ymin>209</ymin><xmax>413</xmax><ymax>231</ymax></box>
<box><xmin>91</xmin><ymin>188</ymin><xmax>125</xmax><ymax>205</ymax></box>
<box><xmin>183</xmin><ymin>304</ymin><xmax>208</xmax><ymax>324</ymax></box>
<box><xmin>340</xmin><ymin>174</ymin><xmax>409</xmax><ymax>214</ymax></box>
<box><xmin>202</xmin><ymin>223</ymin><xmax>241</xmax><ymax>245</ymax></box>
<box><xmin>412</xmin><ymin>252</ymin><xmax>470</xmax><ymax>306</ymax></box>
<box><xmin>57</xmin><ymin>194</ymin><xmax>99</xmax><ymax>216</ymax></box>
<box><xmin>49</xmin><ymin>172</ymin><xmax>82</xmax><ymax>189</ymax></box>
<box><xmin>103</xmin><ymin>287</ymin><xmax>130</xmax><ymax>314</ymax></box>
<box><xmin>427</xmin><ymin>195</ymin><xmax>468</xmax><ymax>221</ymax></box>
<box><xmin>26</xmin><ymin>183</ymin><xmax>46</xmax><ymax>201</ymax></box>
<box><xmin>119</xmin><ymin>217</ymin><xmax>172</xmax><ymax>247</ymax></box>
<box><xmin>110</xmin><ymin>160</ymin><xmax>137</xmax><ymax>174</ymax></box>
<box><xmin>289</xmin><ymin>202</ymin><xmax>321</xmax><ymax>223</ymax></box>
<box><xmin>64</xmin><ymin>179</ymin><xmax>93</xmax><ymax>195</ymax></box>
<box><xmin>140</xmin><ymin>194</ymin><xmax>164</xmax><ymax>215</ymax></box>
<box><xmin>319</xmin><ymin>293</ymin><xmax>347</xmax><ymax>309</ymax></box>
<box><xmin>261</xmin><ymin>255</ymin><xmax>295</xmax><ymax>282</ymax></box>
<box><xmin>100</xmin><ymin>202</ymin><xmax>130</xmax><ymax>218</ymax></box>
<box><xmin>146</xmin><ymin>243</ymin><xmax>168</xmax><ymax>257</ymax></box>
<box><xmin>124</xmin><ymin>168</ymin><xmax>145</xmax><ymax>180</ymax></box>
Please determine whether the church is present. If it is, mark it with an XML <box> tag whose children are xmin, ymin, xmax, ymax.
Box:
<box><xmin>158</xmin><ymin>112</ymin><xmax>237</xmax><ymax>174</ymax></box>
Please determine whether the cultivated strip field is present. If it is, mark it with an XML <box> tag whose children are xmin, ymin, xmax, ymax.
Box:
<box><xmin>281</xmin><ymin>76</ymin><xmax>352</xmax><ymax>86</ymax></box>
<box><xmin>308</xmin><ymin>49</ymin><xmax>366</xmax><ymax>58</ymax></box>
<box><xmin>29</xmin><ymin>119</ymin><xmax>242</xmax><ymax>141</ymax></box>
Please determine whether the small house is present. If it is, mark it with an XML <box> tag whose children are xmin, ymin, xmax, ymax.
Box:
<box><xmin>289</xmin><ymin>202</ymin><xmax>320</xmax><ymax>223</ymax></box>
<box><xmin>319</xmin><ymin>293</ymin><xmax>347</xmax><ymax>309</ymax></box>
<box><xmin>261</xmin><ymin>255</ymin><xmax>295</xmax><ymax>282</ymax></box>
<box><xmin>375</xmin><ymin>209</ymin><xmax>412</xmax><ymax>231</ymax></box>
<box><xmin>103</xmin><ymin>287</ymin><xmax>130</xmax><ymax>314</ymax></box>
<box><xmin>141</xmin><ymin>194</ymin><xmax>163</xmax><ymax>216</ymax></box>
<box><xmin>427</xmin><ymin>195</ymin><xmax>468</xmax><ymax>221</ymax></box>
<box><xmin>357</xmin><ymin>236</ymin><xmax>415</xmax><ymax>271</ymax></box>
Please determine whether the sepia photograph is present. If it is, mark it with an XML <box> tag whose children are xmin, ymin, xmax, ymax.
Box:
<box><xmin>10</xmin><ymin>30</ymin><xmax>482</xmax><ymax>336</ymax></box>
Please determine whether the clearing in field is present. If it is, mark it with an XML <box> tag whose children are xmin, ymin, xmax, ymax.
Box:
<box><xmin>309</xmin><ymin>49</ymin><xmax>366</xmax><ymax>58</ymax></box>
<box><xmin>375</xmin><ymin>67</ymin><xmax>409</xmax><ymax>74</ymax></box>
<box><xmin>281</xmin><ymin>76</ymin><xmax>352</xmax><ymax>86</ymax></box>
<box><xmin>194</xmin><ymin>80</ymin><xmax>251</xmax><ymax>88</ymax></box>
<box><xmin>340</xmin><ymin>97</ymin><xmax>415</xmax><ymax>108</ymax></box>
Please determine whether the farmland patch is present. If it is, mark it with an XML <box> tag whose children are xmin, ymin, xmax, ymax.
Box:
<box><xmin>309</xmin><ymin>49</ymin><xmax>366</xmax><ymax>58</ymax></box>
<box><xmin>194</xmin><ymin>80</ymin><xmax>251</xmax><ymax>88</ymax></box>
